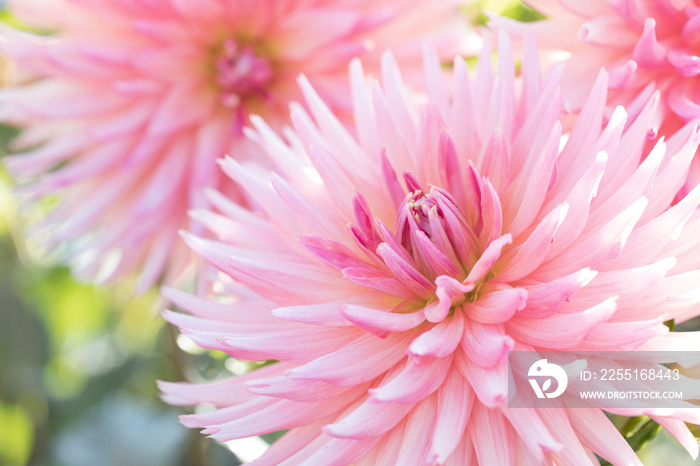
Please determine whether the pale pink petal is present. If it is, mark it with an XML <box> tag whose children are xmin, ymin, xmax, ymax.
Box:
<box><xmin>470</xmin><ymin>402</ymin><xmax>514</xmax><ymax>465</ymax></box>
<box><xmin>393</xmin><ymin>396</ymin><xmax>438</xmax><ymax>465</ymax></box>
<box><xmin>408</xmin><ymin>311</ymin><xmax>464</xmax><ymax>358</ymax></box>
<box><xmin>287</xmin><ymin>331</ymin><xmax>415</xmax><ymax>386</ymax></box>
<box><xmin>465</xmin><ymin>234</ymin><xmax>512</xmax><ymax>283</ymax></box>
<box><xmin>568</xmin><ymin>409</ymin><xmax>643</xmax><ymax>466</ymax></box>
<box><xmin>159</xmin><ymin>363</ymin><xmax>286</xmax><ymax>406</ymax></box>
<box><xmin>341</xmin><ymin>305</ymin><xmax>426</xmax><ymax>337</ymax></box>
<box><xmin>246</xmin><ymin>376</ymin><xmax>360</xmax><ymax>402</ymax></box>
<box><xmin>369</xmin><ymin>354</ymin><xmax>453</xmax><ymax>404</ymax></box>
<box><xmin>324</xmin><ymin>380</ymin><xmax>414</xmax><ymax>439</ymax></box>
<box><xmin>496</xmin><ymin>203</ymin><xmax>568</xmax><ymax>282</ymax></box>
<box><xmin>651</xmin><ymin>416</ymin><xmax>700</xmax><ymax>460</ymax></box>
<box><xmin>427</xmin><ymin>369</ymin><xmax>474</xmax><ymax>465</ymax></box>
<box><xmin>461</xmin><ymin>319</ymin><xmax>514</xmax><ymax>368</ymax></box>
<box><xmin>507</xmin><ymin>298</ymin><xmax>617</xmax><ymax>349</ymax></box>
<box><xmin>463</xmin><ymin>284</ymin><xmax>527</xmax><ymax>324</ymax></box>
<box><xmin>519</xmin><ymin>268</ymin><xmax>598</xmax><ymax>319</ymax></box>
<box><xmin>498</xmin><ymin>406</ymin><xmax>562</xmax><ymax>461</ymax></box>
<box><xmin>455</xmin><ymin>352</ymin><xmax>508</xmax><ymax>408</ymax></box>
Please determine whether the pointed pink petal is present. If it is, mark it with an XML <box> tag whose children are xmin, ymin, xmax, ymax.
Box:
<box><xmin>247</xmin><ymin>376</ymin><xmax>360</xmax><ymax>403</ymax></box>
<box><xmin>369</xmin><ymin>354</ymin><xmax>453</xmax><ymax>404</ymax></box>
<box><xmin>287</xmin><ymin>331</ymin><xmax>415</xmax><ymax>386</ymax></box>
<box><xmin>538</xmin><ymin>408</ymin><xmax>595</xmax><ymax>465</ymax></box>
<box><xmin>470</xmin><ymin>402</ymin><xmax>514</xmax><ymax>465</ymax></box>
<box><xmin>376</xmin><ymin>242</ymin><xmax>435</xmax><ymax>299</ymax></box>
<box><xmin>536</xmin><ymin>198</ymin><xmax>648</xmax><ymax>279</ymax></box>
<box><xmin>341</xmin><ymin>305</ymin><xmax>425</xmax><ymax>337</ymax></box>
<box><xmin>159</xmin><ymin>363</ymin><xmax>285</xmax><ymax>407</ymax></box>
<box><xmin>342</xmin><ymin>266</ymin><xmax>420</xmax><ymax>300</ymax></box>
<box><xmin>651</xmin><ymin>416</ymin><xmax>699</xmax><ymax>460</ymax></box>
<box><xmin>498</xmin><ymin>406</ymin><xmax>562</xmax><ymax>461</ymax></box>
<box><xmin>427</xmin><ymin>369</ymin><xmax>474</xmax><ymax>465</ymax></box>
<box><xmin>408</xmin><ymin>311</ymin><xmax>464</xmax><ymax>358</ymax></box>
<box><xmin>218</xmin><ymin>326</ymin><xmax>359</xmax><ymax>364</ymax></box>
<box><xmin>299</xmin><ymin>235</ymin><xmax>368</xmax><ymax>270</ymax></box>
<box><xmin>506</xmin><ymin>298</ymin><xmax>617</xmax><ymax>349</ymax></box>
<box><xmin>461</xmin><ymin>319</ymin><xmax>514</xmax><ymax>368</ymax></box>
<box><xmin>272</xmin><ymin>302</ymin><xmax>352</xmax><ymax>327</ymax></box>
<box><xmin>394</xmin><ymin>396</ymin><xmax>438</xmax><ymax>465</ymax></box>
<box><xmin>497</xmin><ymin>203</ymin><xmax>568</xmax><ymax>282</ymax></box>
<box><xmin>633</xmin><ymin>18</ymin><xmax>667</xmax><ymax>67</ymax></box>
<box><xmin>519</xmin><ymin>268</ymin><xmax>598</xmax><ymax>319</ymax></box>
<box><xmin>455</xmin><ymin>350</ymin><xmax>508</xmax><ymax>408</ymax></box>
<box><xmin>466</xmin><ymin>284</ymin><xmax>527</xmax><ymax>324</ymax></box>
<box><xmin>324</xmin><ymin>391</ymin><xmax>414</xmax><ymax>439</ymax></box>
<box><xmin>208</xmin><ymin>388</ymin><xmax>365</xmax><ymax>442</ymax></box>
<box><xmin>466</xmin><ymin>234</ymin><xmax>512</xmax><ymax>282</ymax></box>
<box><xmin>568</xmin><ymin>409</ymin><xmax>642</xmax><ymax>466</ymax></box>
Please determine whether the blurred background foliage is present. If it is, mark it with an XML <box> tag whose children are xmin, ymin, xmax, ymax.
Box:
<box><xmin>0</xmin><ymin>122</ymin><xmax>237</xmax><ymax>464</ymax></box>
<box><xmin>0</xmin><ymin>7</ymin><xmax>236</xmax><ymax>456</ymax></box>
<box><xmin>0</xmin><ymin>1</ymin><xmax>698</xmax><ymax>465</ymax></box>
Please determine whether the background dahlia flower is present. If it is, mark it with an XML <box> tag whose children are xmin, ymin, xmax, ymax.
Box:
<box><xmin>0</xmin><ymin>0</ymin><xmax>472</xmax><ymax>290</ymax></box>
<box><xmin>161</xmin><ymin>33</ymin><xmax>700</xmax><ymax>465</ymax></box>
<box><xmin>491</xmin><ymin>0</ymin><xmax>700</xmax><ymax>193</ymax></box>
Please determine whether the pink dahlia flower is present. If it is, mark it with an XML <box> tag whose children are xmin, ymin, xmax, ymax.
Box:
<box><xmin>0</xmin><ymin>0</ymin><xmax>471</xmax><ymax>290</ymax></box>
<box><xmin>491</xmin><ymin>0</ymin><xmax>700</xmax><ymax>192</ymax></box>
<box><xmin>161</xmin><ymin>33</ymin><xmax>700</xmax><ymax>465</ymax></box>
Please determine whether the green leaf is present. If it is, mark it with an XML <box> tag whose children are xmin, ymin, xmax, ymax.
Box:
<box><xmin>0</xmin><ymin>9</ymin><xmax>56</xmax><ymax>34</ymax></box>
<box><xmin>260</xmin><ymin>430</ymin><xmax>287</xmax><ymax>445</ymax></box>
<box><xmin>626</xmin><ymin>419</ymin><xmax>662</xmax><ymax>452</ymax></box>
<box><xmin>0</xmin><ymin>401</ymin><xmax>33</xmax><ymax>466</ymax></box>
<box><xmin>472</xmin><ymin>0</ymin><xmax>547</xmax><ymax>24</ymax></box>
<box><xmin>500</xmin><ymin>2</ymin><xmax>547</xmax><ymax>22</ymax></box>
<box><xmin>620</xmin><ymin>415</ymin><xmax>648</xmax><ymax>437</ymax></box>
<box><xmin>32</xmin><ymin>268</ymin><xmax>110</xmax><ymax>344</ymax></box>
<box><xmin>664</xmin><ymin>319</ymin><xmax>675</xmax><ymax>332</ymax></box>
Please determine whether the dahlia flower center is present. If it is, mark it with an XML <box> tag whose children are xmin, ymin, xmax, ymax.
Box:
<box><xmin>375</xmin><ymin>175</ymin><xmax>513</xmax><ymax>326</ymax></box>
<box><xmin>343</xmin><ymin>176</ymin><xmax>497</xmax><ymax>323</ymax></box>
<box><xmin>215</xmin><ymin>38</ymin><xmax>273</xmax><ymax>108</ymax></box>
<box><xmin>404</xmin><ymin>190</ymin><xmax>438</xmax><ymax>240</ymax></box>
